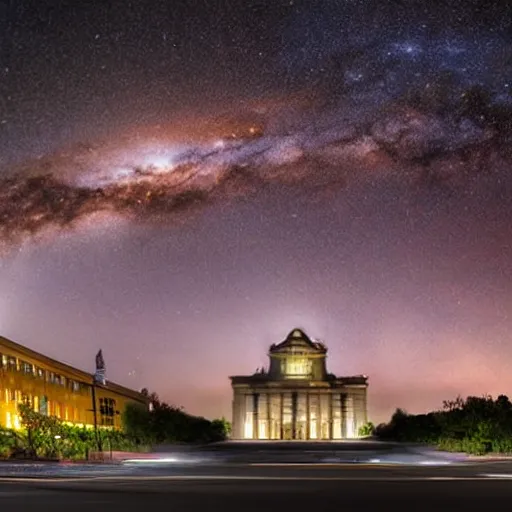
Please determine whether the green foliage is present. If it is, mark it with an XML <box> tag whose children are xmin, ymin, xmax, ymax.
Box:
<box><xmin>122</xmin><ymin>392</ymin><xmax>229</xmax><ymax>445</ymax></box>
<box><xmin>18</xmin><ymin>402</ymin><xmax>63</xmax><ymax>458</ymax></box>
<box><xmin>0</xmin><ymin>427</ymin><xmax>18</xmax><ymax>458</ymax></box>
<box><xmin>212</xmin><ymin>417</ymin><xmax>232</xmax><ymax>437</ymax></box>
<box><xmin>2</xmin><ymin>391</ymin><xmax>229</xmax><ymax>460</ymax></box>
<box><xmin>375</xmin><ymin>395</ymin><xmax>512</xmax><ymax>455</ymax></box>
<box><xmin>0</xmin><ymin>403</ymin><xmax>146</xmax><ymax>461</ymax></box>
<box><xmin>358</xmin><ymin>422</ymin><xmax>376</xmax><ymax>437</ymax></box>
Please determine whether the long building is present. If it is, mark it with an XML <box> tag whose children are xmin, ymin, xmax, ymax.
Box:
<box><xmin>230</xmin><ymin>328</ymin><xmax>368</xmax><ymax>440</ymax></box>
<box><xmin>0</xmin><ymin>335</ymin><xmax>147</xmax><ymax>431</ymax></box>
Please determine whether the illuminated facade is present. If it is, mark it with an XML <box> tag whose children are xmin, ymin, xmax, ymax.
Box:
<box><xmin>0</xmin><ymin>336</ymin><xmax>147</xmax><ymax>431</ymax></box>
<box><xmin>230</xmin><ymin>329</ymin><xmax>368</xmax><ymax>440</ymax></box>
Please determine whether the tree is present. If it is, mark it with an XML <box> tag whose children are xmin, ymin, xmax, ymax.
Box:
<box><xmin>18</xmin><ymin>402</ymin><xmax>63</xmax><ymax>458</ymax></box>
<box><xmin>376</xmin><ymin>394</ymin><xmax>512</xmax><ymax>455</ymax></box>
<box><xmin>122</xmin><ymin>402</ymin><xmax>153</xmax><ymax>444</ymax></box>
<box><xmin>210</xmin><ymin>418</ymin><xmax>231</xmax><ymax>441</ymax></box>
<box><xmin>123</xmin><ymin>390</ymin><xmax>229</xmax><ymax>445</ymax></box>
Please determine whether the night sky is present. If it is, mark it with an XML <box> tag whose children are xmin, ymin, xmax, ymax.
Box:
<box><xmin>1</xmin><ymin>0</ymin><xmax>512</xmax><ymax>424</ymax></box>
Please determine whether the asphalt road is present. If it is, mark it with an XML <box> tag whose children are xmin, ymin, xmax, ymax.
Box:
<box><xmin>2</xmin><ymin>462</ymin><xmax>512</xmax><ymax>511</ymax></box>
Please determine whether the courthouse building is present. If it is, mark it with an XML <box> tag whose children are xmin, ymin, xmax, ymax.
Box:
<box><xmin>230</xmin><ymin>328</ymin><xmax>368</xmax><ymax>440</ymax></box>
<box><xmin>0</xmin><ymin>335</ymin><xmax>147</xmax><ymax>431</ymax></box>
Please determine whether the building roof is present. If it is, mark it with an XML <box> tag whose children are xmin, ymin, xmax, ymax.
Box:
<box><xmin>230</xmin><ymin>374</ymin><xmax>368</xmax><ymax>386</ymax></box>
<box><xmin>0</xmin><ymin>335</ymin><xmax>146</xmax><ymax>403</ymax></box>
<box><xmin>269</xmin><ymin>328</ymin><xmax>327</xmax><ymax>355</ymax></box>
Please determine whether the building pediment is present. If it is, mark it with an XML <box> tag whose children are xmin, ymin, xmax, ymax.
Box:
<box><xmin>269</xmin><ymin>328</ymin><xmax>327</xmax><ymax>355</ymax></box>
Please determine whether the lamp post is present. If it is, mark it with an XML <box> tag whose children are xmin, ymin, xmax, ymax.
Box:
<box><xmin>91</xmin><ymin>380</ymin><xmax>102</xmax><ymax>453</ymax></box>
<box><xmin>91</xmin><ymin>349</ymin><xmax>106</xmax><ymax>454</ymax></box>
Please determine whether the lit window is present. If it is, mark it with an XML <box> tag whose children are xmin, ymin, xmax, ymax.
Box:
<box><xmin>20</xmin><ymin>361</ymin><xmax>34</xmax><ymax>375</ymax></box>
<box><xmin>99</xmin><ymin>398</ymin><xmax>117</xmax><ymax>425</ymax></box>
<box><xmin>281</xmin><ymin>357</ymin><xmax>312</xmax><ymax>378</ymax></box>
<box><xmin>39</xmin><ymin>396</ymin><xmax>48</xmax><ymax>416</ymax></box>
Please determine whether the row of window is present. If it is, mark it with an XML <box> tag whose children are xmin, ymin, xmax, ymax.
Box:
<box><xmin>0</xmin><ymin>353</ymin><xmax>88</xmax><ymax>393</ymax></box>
<box><xmin>2</xmin><ymin>389</ymin><xmax>118</xmax><ymax>427</ymax></box>
<box><xmin>2</xmin><ymin>388</ymin><xmax>80</xmax><ymax>422</ymax></box>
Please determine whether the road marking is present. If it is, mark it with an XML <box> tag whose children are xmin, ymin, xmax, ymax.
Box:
<box><xmin>0</xmin><ymin>490</ymin><xmax>46</xmax><ymax>496</ymax></box>
<box><xmin>481</xmin><ymin>474</ymin><xmax>512</xmax><ymax>479</ymax></box>
<box><xmin>0</xmin><ymin>475</ymin><xmax>508</xmax><ymax>483</ymax></box>
<box><xmin>249</xmin><ymin>463</ymin><xmax>396</xmax><ymax>467</ymax></box>
<box><xmin>0</xmin><ymin>477</ymin><xmax>88</xmax><ymax>483</ymax></box>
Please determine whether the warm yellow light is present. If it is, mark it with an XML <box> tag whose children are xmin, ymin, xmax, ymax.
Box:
<box><xmin>281</xmin><ymin>357</ymin><xmax>312</xmax><ymax>378</ymax></box>
<box><xmin>243</xmin><ymin>412</ymin><xmax>254</xmax><ymax>439</ymax></box>
<box><xmin>309</xmin><ymin>418</ymin><xmax>317</xmax><ymax>439</ymax></box>
<box><xmin>258</xmin><ymin>419</ymin><xmax>268</xmax><ymax>439</ymax></box>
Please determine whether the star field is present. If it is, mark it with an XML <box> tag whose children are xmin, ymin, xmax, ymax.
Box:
<box><xmin>0</xmin><ymin>0</ymin><xmax>511</xmax><ymax>423</ymax></box>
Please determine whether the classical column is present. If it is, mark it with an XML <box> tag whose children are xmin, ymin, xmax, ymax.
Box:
<box><xmin>231</xmin><ymin>390</ymin><xmax>245</xmax><ymax>440</ymax></box>
<box><xmin>267</xmin><ymin>393</ymin><xmax>272</xmax><ymax>439</ymax></box>
<box><xmin>280</xmin><ymin>393</ymin><xmax>284</xmax><ymax>440</ymax></box>
<box><xmin>332</xmin><ymin>393</ymin><xmax>342</xmax><ymax>440</ymax></box>
<box><xmin>341</xmin><ymin>393</ymin><xmax>347</xmax><ymax>438</ymax></box>
<box><xmin>253</xmin><ymin>393</ymin><xmax>259</xmax><ymax>440</ymax></box>
<box><xmin>353</xmin><ymin>389</ymin><xmax>367</xmax><ymax>436</ymax></box>
<box><xmin>328</xmin><ymin>393</ymin><xmax>334</xmax><ymax>439</ymax></box>
<box><xmin>291</xmin><ymin>391</ymin><xmax>297</xmax><ymax>440</ymax></box>
<box><xmin>344</xmin><ymin>394</ymin><xmax>355</xmax><ymax>438</ymax></box>
<box><xmin>305</xmin><ymin>393</ymin><xmax>310</xmax><ymax>440</ymax></box>
<box><xmin>318</xmin><ymin>393</ymin><xmax>322</xmax><ymax>439</ymax></box>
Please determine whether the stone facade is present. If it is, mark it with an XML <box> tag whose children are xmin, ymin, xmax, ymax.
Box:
<box><xmin>230</xmin><ymin>328</ymin><xmax>368</xmax><ymax>440</ymax></box>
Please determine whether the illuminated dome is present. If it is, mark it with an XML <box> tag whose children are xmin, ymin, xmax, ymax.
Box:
<box><xmin>268</xmin><ymin>328</ymin><xmax>327</xmax><ymax>380</ymax></box>
<box><xmin>269</xmin><ymin>328</ymin><xmax>327</xmax><ymax>355</ymax></box>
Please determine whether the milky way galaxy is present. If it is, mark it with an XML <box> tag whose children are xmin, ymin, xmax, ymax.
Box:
<box><xmin>2</xmin><ymin>86</ymin><xmax>511</xmax><ymax>248</ymax></box>
<box><xmin>1</xmin><ymin>1</ymin><xmax>512</xmax><ymax>422</ymax></box>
